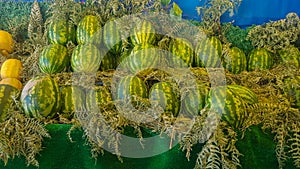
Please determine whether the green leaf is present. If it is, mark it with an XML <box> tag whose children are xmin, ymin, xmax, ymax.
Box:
<box><xmin>170</xmin><ymin>2</ymin><xmax>182</xmax><ymax>19</ymax></box>
<box><xmin>161</xmin><ymin>0</ymin><xmax>171</xmax><ymax>6</ymax></box>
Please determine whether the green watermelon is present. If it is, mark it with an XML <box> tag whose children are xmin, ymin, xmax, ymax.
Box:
<box><xmin>195</xmin><ymin>36</ymin><xmax>222</xmax><ymax>68</ymax></box>
<box><xmin>102</xmin><ymin>19</ymin><xmax>122</xmax><ymax>54</ymax></box>
<box><xmin>223</xmin><ymin>47</ymin><xmax>247</xmax><ymax>74</ymax></box>
<box><xmin>71</xmin><ymin>43</ymin><xmax>102</xmax><ymax>73</ymax></box>
<box><xmin>247</xmin><ymin>48</ymin><xmax>273</xmax><ymax>71</ymax></box>
<box><xmin>181</xmin><ymin>82</ymin><xmax>209</xmax><ymax>116</ymax></box>
<box><xmin>168</xmin><ymin>37</ymin><xmax>194</xmax><ymax>68</ymax></box>
<box><xmin>60</xmin><ymin>85</ymin><xmax>86</xmax><ymax>119</ymax></box>
<box><xmin>114</xmin><ymin>75</ymin><xmax>148</xmax><ymax>107</ymax></box>
<box><xmin>0</xmin><ymin>84</ymin><xmax>19</xmax><ymax>122</ymax></box>
<box><xmin>21</xmin><ymin>76</ymin><xmax>60</xmax><ymax>119</ymax></box>
<box><xmin>47</xmin><ymin>19</ymin><xmax>76</xmax><ymax>45</ymax></box>
<box><xmin>278</xmin><ymin>46</ymin><xmax>300</xmax><ymax>68</ymax></box>
<box><xmin>86</xmin><ymin>86</ymin><xmax>113</xmax><ymax>112</ymax></box>
<box><xmin>76</xmin><ymin>15</ymin><xmax>102</xmax><ymax>46</ymax></box>
<box><xmin>39</xmin><ymin>44</ymin><xmax>69</xmax><ymax>74</ymax></box>
<box><xmin>119</xmin><ymin>44</ymin><xmax>160</xmax><ymax>74</ymax></box>
<box><xmin>130</xmin><ymin>20</ymin><xmax>156</xmax><ymax>46</ymax></box>
<box><xmin>207</xmin><ymin>85</ymin><xmax>246</xmax><ymax>128</ymax></box>
<box><xmin>283</xmin><ymin>76</ymin><xmax>300</xmax><ymax>108</ymax></box>
<box><xmin>149</xmin><ymin>81</ymin><xmax>180</xmax><ymax>117</ymax></box>
<box><xmin>100</xmin><ymin>50</ymin><xmax>118</xmax><ymax>71</ymax></box>
<box><xmin>227</xmin><ymin>85</ymin><xmax>258</xmax><ymax>104</ymax></box>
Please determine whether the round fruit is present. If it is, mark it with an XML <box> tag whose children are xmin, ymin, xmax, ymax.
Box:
<box><xmin>76</xmin><ymin>15</ymin><xmax>102</xmax><ymax>46</ymax></box>
<box><xmin>223</xmin><ymin>47</ymin><xmax>247</xmax><ymax>74</ymax></box>
<box><xmin>39</xmin><ymin>44</ymin><xmax>69</xmax><ymax>74</ymax></box>
<box><xmin>0</xmin><ymin>30</ymin><xmax>14</xmax><ymax>56</ymax></box>
<box><xmin>247</xmin><ymin>48</ymin><xmax>273</xmax><ymax>71</ymax></box>
<box><xmin>21</xmin><ymin>76</ymin><xmax>60</xmax><ymax>118</ymax></box>
<box><xmin>47</xmin><ymin>19</ymin><xmax>76</xmax><ymax>45</ymax></box>
<box><xmin>102</xmin><ymin>19</ymin><xmax>122</xmax><ymax>54</ymax></box>
<box><xmin>1</xmin><ymin>58</ymin><xmax>22</xmax><ymax>80</ymax></box>
<box><xmin>130</xmin><ymin>20</ymin><xmax>156</xmax><ymax>46</ymax></box>
<box><xmin>168</xmin><ymin>37</ymin><xmax>194</xmax><ymax>67</ymax></box>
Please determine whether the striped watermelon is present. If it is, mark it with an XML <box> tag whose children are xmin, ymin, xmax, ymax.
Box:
<box><xmin>181</xmin><ymin>82</ymin><xmax>210</xmax><ymax>116</ymax></box>
<box><xmin>227</xmin><ymin>85</ymin><xmax>258</xmax><ymax>104</ymax></box>
<box><xmin>21</xmin><ymin>76</ymin><xmax>60</xmax><ymax>119</ymax></box>
<box><xmin>114</xmin><ymin>75</ymin><xmax>148</xmax><ymax>107</ymax></box>
<box><xmin>86</xmin><ymin>86</ymin><xmax>113</xmax><ymax>111</ymax></box>
<box><xmin>76</xmin><ymin>15</ymin><xmax>102</xmax><ymax>46</ymax></box>
<box><xmin>207</xmin><ymin>85</ymin><xmax>246</xmax><ymax>128</ymax></box>
<box><xmin>100</xmin><ymin>50</ymin><xmax>118</xmax><ymax>71</ymax></box>
<box><xmin>278</xmin><ymin>46</ymin><xmax>300</xmax><ymax>68</ymax></box>
<box><xmin>0</xmin><ymin>84</ymin><xmax>19</xmax><ymax>122</ymax></box>
<box><xmin>195</xmin><ymin>36</ymin><xmax>222</xmax><ymax>68</ymax></box>
<box><xmin>47</xmin><ymin>19</ymin><xmax>76</xmax><ymax>45</ymax></box>
<box><xmin>130</xmin><ymin>20</ymin><xmax>156</xmax><ymax>46</ymax></box>
<box><xmin>247</xmin><ymin>48</ymin><xmax>273</xmax><ymax>71</ymax></box>
<box><xmin>149</xmin><ymin>81</ymin><xmax>180</xmax><ymax>117</ymax></box>
<box><xmin>102</xmin><ymin>19</ymin><xmax>122</xmax><ymax>54</ymax></box>
<box><xmin>39</xmin><ymin>44</ymin><xmax>69</xmax><ymax>74</ymax></box>
<box><xmin>60</xmin><ymin>85</ymin><xmax>86</xmax><ymax>119</ymax></box>
<box><xmin>223</xmin><ymin>47</ymin><xmax>247</xmax><ymax>74</ymax></box>
<box><xmin>283</xmin><ymin>76</ymin><xmax>300</xmax><ymax>108</ymax></box>
<box><xmin>119</xmin><ymin>44</ymin><xmax>160</xmax><ymax>74</ymax></box>
<box><xmin>71</xmin><ymin>43</ymin><xmax>102</xmax><ymax>73</ymax></box>
<box><xmin>168</xmin><ymin>37</ymin><xmax>194</xmax><ymax>67</ymax></box>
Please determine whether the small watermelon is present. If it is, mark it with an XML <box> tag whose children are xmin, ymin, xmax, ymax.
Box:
<box><xmin>223</xmin><ymin>47</ymin><xmax>247</xmax><ymax>74</ymax></box>
<box><xmin>247</xmin><ymin>48</ymin><xmax>273</xmax><ymax>71</ymax></box>
<box><xmin>47</xmin><ymin>18</ymin><xmax>76</xmax><ymax>45</ymax></box>
<box><xmin>21</xmin><ymin>76</ymin><xmax>60</xmax><ymax>119</ymax></box>
<box><xmin>130</xmin><ymin>20</ymin><xmax>156</xmax><ymax>46</ymax></box>
<box><xmin>168</xmin><ymin>37</ymin><xmax>194</xmax><ymax>68</ymax></box>
<box><xmin>39</xmin><ymin>44</ymin><xmax>69</xmax><ymax>74</ymax></box>
<box><xmin>71</xmin><ymin>43</ymin><xmax>102</xmax><ymax>73</ymax></box>
<box><xmin>149</xmin><ymin>81</ymin><xmax>180</xmax><ymax>117</ymax></box>
<box><xmin>102</xmin><ymin>19</ymin><xmax>122</xmax><ymax>54</ymax></box>
<box><xmin>86</xmin><ymin>86</ymin><xmax>113</xmax><ymax>112</ymax></box>
<box><xmin>76</xmin><ymin>15</ymin><xmax>102</xmax><ymax>46</ymax></box>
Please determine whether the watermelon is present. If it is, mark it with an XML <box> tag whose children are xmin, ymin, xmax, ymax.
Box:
<box><xmin>283</xmin><ymin>76</ymin><xmax>300</xmax><ymax>108</ymax></box>
<box><xmin>227</xmin><ymin>85</ymin><xmax>258</xmax><ymax>104</ymax></box>
<box><xmin>223</xmin><ymin>47</ymin><xmax>247</xmax><ymax>74</ymax></box>
<box><xmin>0</xmin><ymin>84</ymin><xmax>19</xmax><ymax>122</ymax></box>
<box><xmin>168</xmin><ymin>37</ymin><xmax>194</xmax><ymax>68</ymax></box>
<box><xmin>39</xmin><ymin>44</ymin><xmax>69</xmax><ymax>74</ymax></box>
<box><xmin>195</xmin><ymin>36</ymin><xmax>222</xmax><ymax>68</ymax></box>
<box><xmin>118</xmin><ymin>44</ymin><xmax>160</xmax><ymax>74</ymax></box>
<box><xmin>181</xmin><ymin>82</ymin><xmax>210</xmax><ymax>116</ymax></box>
<box><xmin>113</xmin><ymin>75</ymin><xmax>148</xmax><ymax>107</ymax></box>
<box><xmin>100</xmin><ymin>50</ymin><xmax>118</xmax><ymax>71</ymax></box>
<box><xmin>278</xmin><ymin>46</ymin><xmax>300</xmax><ymax>68</ymax></box>
<box><xmin>207</xmin><ymin>85</ymin><xmax>247</xmax><ymax>128</ymax></box>
<box><xmin>247</xmin><ymin>48</ymin><xmax>273</xmax><ymax>71</ymax></box>
<box><xmin>130</xmin><ymin>20</ymin><xmax>156</xmax><ymax>46</ymax></box>
<box><xmin>76</xmin><ymin>15</ymin><xmax>102</xmax><ymax>46</ymax></box>
<box><xmin>60</xmin><ymin>85</ymin><xmax>86</xmax><ymax>119</ymax></box>
<box><xmin>71</xmin><ymin>43</ymin><xmax>102</xmax><ymax>73</ymax></box>
<box><xmin>86</xmin><ymin>86</ymin><xmax>113</xmax><ymax>112</ymax></box>
<box><xmin>21</xmin><ymin>76</ymin><xmax>60</xmax><ymax>119</ymax></box>
<box><xmin>102</xmin><ymin>19</ymin><xmax>122</xmax><ymax>54</ymax></box>
<box><xmin>47</xmin><ymin>18</ymin><xmax>76</xmax><ymax>45</ymax></box>
<box><xmin>149</xmin><ymin>81</ymin><xmax>180</xmax><ymax>117</ymax></box>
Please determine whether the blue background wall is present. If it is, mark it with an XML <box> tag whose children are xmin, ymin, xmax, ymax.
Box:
<box><xmin>173</xmin><ymin>0</ymin><xmax>300</xmax><ymax>27</ymax></box>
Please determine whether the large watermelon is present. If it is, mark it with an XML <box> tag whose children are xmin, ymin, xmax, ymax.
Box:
<box><xmin>71</xmin><ymin>43</ymin><xmax>102</xmax><ymax>73</ymax></box>
<box><xmin>130</xmin><ymin>20</ymin><xmax>156</xmax><ymax>46</ymax></box>
<box><xmin>247</xmin><ymin>48</ymin><xmax>273</xmax><ymax>71</ymax></box>
<box><xmin>113</xmin><ymin>75</ymin><xmax>148</xmax><ymax>108</ymax></box>
<box><xmin>60</xmin><ymin>85</ymin><xmax>86</xmax><ymax>119</ymax></box>
<box><xmin>168</xmin><ymin>37</ymin><xmax>194</xmax><ymax>68</ymax></box>
<box><xmin>181</xmin><ymin>82</ymin><xmax>210</xmax><ymax>116</ymax></box>
<box><xmin>207</xmin><ymin>85</ymin><xmax>246</xmax><ymax>128</ymax></box>
<box><xmin>76</xmin><ymin>15</ymin><xmax>102</xmax><ymax>46</ymax></box>
<box><xmin>102</xmin><ymin>19</ymin><xmax>122</xmax><ymax>54</ymax></box>
<box><xmin>21</xmin><ymin>76</ymin><xmax>60</xmax><ymax>119</ymax></box>
<box><xmin>227</xmin><ymin>85</ymin><xmax>258</xmax><ymax>104</ymax></box>
<box><xmin>149</xmin><ymin>81</ymin><xmax>180</xmax><ymax>117</ymax></box>
<box><xmin>119</xmin><ymin>44</ymin><xmax>160</xmax><ymax>74</ymax></box>
<box><xmin>0</xmin><ymin>84</ymin><xmax>19</xmax><ymax>122</ymax></box>
<box><xmin>195</xmin><ymin>36</ymin><xmax>222</xmax><ymax>68</ymax></box>
<box><xmin>278</xmin><ymin>46</ymin><xmax>300</xmax><ymax>68</ymax></box>
<box><xmin>223</xmin><ymin>47</ymin><xmax>247</xmax><ymax>74</ymax></box>
<box><xmin>39</xmin><ymin>44</ymin><xmax>69</xmax><ymax>74</ymax></box>
<box><xmin>47</xmin><ymin>18</ymin><xmax>76</xmax><ymax>45</ymax></box>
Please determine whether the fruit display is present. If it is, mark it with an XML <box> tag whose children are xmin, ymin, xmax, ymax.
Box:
<box><xmin>0</xmin><ymin>1</ymin><xmax>300</xmax><ymax>169</ymax></box>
